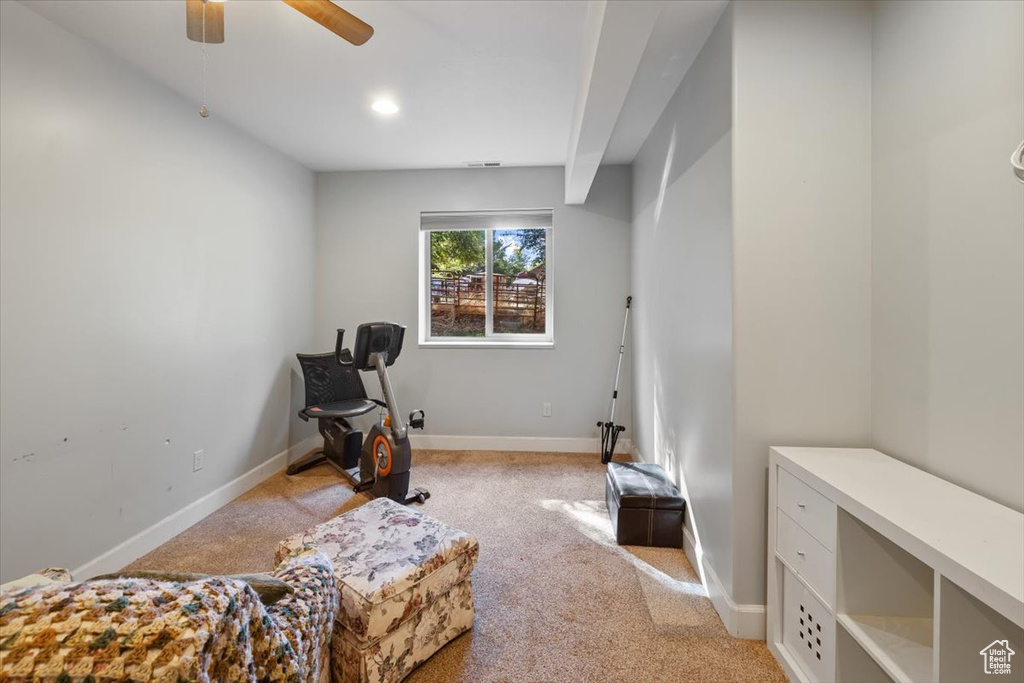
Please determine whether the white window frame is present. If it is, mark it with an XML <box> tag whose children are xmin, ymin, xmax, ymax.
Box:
<box><xmin>418</xmin><ymin>210</ymin><xmax>554</xmax><ymax>349</ymax></box>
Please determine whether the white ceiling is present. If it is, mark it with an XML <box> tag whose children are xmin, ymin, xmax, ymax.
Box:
<box><xmin>22</xmin><ymin>0</ymin><xmax>587</xmax><ymax>171</ymax></box>
<box><xmin>20</xmin><ymin>0</ymin><xmax>724</xmax><ymax>174</ymax></box>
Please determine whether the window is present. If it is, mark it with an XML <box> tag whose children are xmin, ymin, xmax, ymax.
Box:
<box><xmin>419</xmin><ymin>210</ymin><xmax>553</xmax><ymax>347</ymax></box>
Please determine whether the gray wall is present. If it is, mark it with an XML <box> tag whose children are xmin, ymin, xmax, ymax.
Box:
<box><xmin>0</xmin><ymin>2</ymin><xmax>316</xmax><ymax>581</ymax></box>
<box><xmin>731</xmin><ymin>0</ymin><xmax>873</xmax><ymax>606</ymax></box>
<box><xmin>631</xmin><ymin>5</ymin><xmax>736</xmax><ymax>599</ymax></box>
<box><xmin>315</xmin><ymin>166</ymin><xmax>632</xmax><ymax>439</ymax></box>
<box><xmin>871</xmin><ymin>0</ymin><xmax>1024</xmax><ymax>512</ymax></box>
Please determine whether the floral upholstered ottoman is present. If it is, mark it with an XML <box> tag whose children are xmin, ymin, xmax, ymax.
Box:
<box><xmin>276</xmin><ymin>498</ymin><xmax>479</xmax><ymax>683</ymax></box>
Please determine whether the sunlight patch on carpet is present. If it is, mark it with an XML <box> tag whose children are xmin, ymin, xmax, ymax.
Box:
<box><xmin>539</xmin><ymin>499</ymin><xmax>708</xmax><ymax>630</ymax></box>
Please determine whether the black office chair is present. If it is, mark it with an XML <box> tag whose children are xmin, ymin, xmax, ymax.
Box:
<box><xmin>285</xmin><ymin>349</ymin><xmax>379</xmax><ymax>477</ymax></box>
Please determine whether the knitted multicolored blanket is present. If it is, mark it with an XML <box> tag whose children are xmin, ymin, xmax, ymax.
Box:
<box><xmin>0</xmin><ymin>548</ymin><xmax>337</xmax><ymax>683</ymax></box>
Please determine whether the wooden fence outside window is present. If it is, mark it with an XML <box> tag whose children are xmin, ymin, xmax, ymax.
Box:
<box><xmin>430</xmin><ymin>272</ymin><xmax>546</xmax><ymax>334</ymax></box>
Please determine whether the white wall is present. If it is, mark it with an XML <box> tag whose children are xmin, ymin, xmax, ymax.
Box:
<box><xmin>631</xmin><ymin>0</ymin><xmax>873</xmax><ymax>615</ymax></box>
<box><xmin>0</xmin><ymin>2</ymin><xmax>316</xmax><ymax>581</ymax></box>
<box><xmin>631</xmin><ymin>4</ymin><xmax>736</xmax><ymax>601</ymax></box>
<box><xmin>731</xmin><ymin>0</ymin><xmax>873</xmax><ymax>606</ymax></box>
<box><xmin>871</xmin><ymin>0</ymin><xmax>1024</xmax><ymax>512</ymax></box>
<box><xmin>315</xmin><ymin>166</ymin><xmax>632</xmax><ymax>442</ymax></box>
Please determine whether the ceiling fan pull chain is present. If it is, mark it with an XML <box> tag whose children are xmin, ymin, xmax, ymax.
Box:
<box><xmin>199</xmin><ymin>0</ymin><xmax>210</xmax><ymax>118</ymax></box>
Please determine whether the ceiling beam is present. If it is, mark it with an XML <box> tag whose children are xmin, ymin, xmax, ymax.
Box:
<box><xmin>564</xmin><ymin>0</ymin><xmax>662</xmax><ymax>205</ymax></box>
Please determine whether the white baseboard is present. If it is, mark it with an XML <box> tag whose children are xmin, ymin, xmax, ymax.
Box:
<box><xmin>682</xmin><ymin>525</ymin><xmax>702</xmax><ymax>583</ymax></box>
<box><xmin>72</xmin><ymin>435</ymin><xmax>321</xmax><ymax>579</ymax></box>
<box><xmin>411</xmin><ymin>434</ymin><xmax>632</xmax><ymax>454</ymax></box>
<box><xmin>683</xmin><ymin>525</ymin><xmax>766</xmax><ymax>640</ymax></box>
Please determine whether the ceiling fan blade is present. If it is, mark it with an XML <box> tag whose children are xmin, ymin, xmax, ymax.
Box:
<box><xmin>186</xmin><ymin>0</ymin><xmax>225</xmax><ymax>44</ymax></box>
<box><xmin>280</xmin><ymin>0</ymin><xmax>374</xmax><ymax>46</ymax></box>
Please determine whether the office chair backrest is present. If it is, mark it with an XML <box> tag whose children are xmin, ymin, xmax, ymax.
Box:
<box><xmin>296</xmin><ymin>349</ymin><xmax>367</xmax><ymax>408</ymax></box>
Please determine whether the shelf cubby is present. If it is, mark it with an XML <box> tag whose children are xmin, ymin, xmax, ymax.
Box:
<box><xmin>836</xmin><ymin>620</ymin><xmax>895</xmax><ymax>683</ymax></box>
<box><xmin>938</xmin><ymin>576</ymin><xmax>1024</xmax><ymax>682</ymax></box>
<box><xmin>836</xmin><ymin>509</ymin><xmax>934</xmax><ymax>683</ymax></box>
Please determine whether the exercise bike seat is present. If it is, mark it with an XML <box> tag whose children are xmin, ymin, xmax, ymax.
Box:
<box><xmin>300</xmin><ymin>399</ymin><xmax>377</xmax><ymax>422</ymax></box>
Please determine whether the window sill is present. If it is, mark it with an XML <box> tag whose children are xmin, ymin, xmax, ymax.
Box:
<box><xmin>419</xmin><ymin>339</ymin><xmax>555</xmax><ymax>350</ymax></box>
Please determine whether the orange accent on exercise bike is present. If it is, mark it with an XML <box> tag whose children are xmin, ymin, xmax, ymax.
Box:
<box><xmin>373</xmin><ymin>434</ymin><xmax>392</xmax><ymax>476</ymax></box>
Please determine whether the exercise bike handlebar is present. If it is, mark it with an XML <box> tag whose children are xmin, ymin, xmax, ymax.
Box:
<box><xmin>333</xmin><ymin>325</ymin><xmax>425</xmax><ymax>442</ymax></box>
<box><xmin>336</xmin><ymin>329</ymin><xmax>353</xmax><ymax>366</ymax></box>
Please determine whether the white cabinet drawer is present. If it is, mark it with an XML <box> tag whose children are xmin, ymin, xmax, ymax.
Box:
<box><xmin>782</xmin><ymin>564</ymin><xmax>835</xmax><ymax>682</ymax></box>
<box><xmin>778</xmin><ymin>466</ymin><xmax>836</xmax><ymax>551</ymax></box>
<box><xmin>778</xmin><ymin>509</ymin><xmax>835</xmax><ymax>608</ymax></box>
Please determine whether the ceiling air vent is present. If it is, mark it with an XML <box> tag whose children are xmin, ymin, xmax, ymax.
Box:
<box><xmin>466</xmin><ymin>161</ymin><xmax>502</xmax><ymax>168</ymax></box>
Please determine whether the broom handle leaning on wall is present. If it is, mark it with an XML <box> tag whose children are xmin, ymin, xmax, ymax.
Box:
<box><xmin>608</xmin><ymin>296</ymin><xmax>632</xmax><ymax>425</ymax></box>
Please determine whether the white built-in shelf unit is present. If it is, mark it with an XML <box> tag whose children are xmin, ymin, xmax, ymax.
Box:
<box><xmin>767</xmin><ymin>447</ymin><xmax>1024</xmax><ymax>682</ymax></box>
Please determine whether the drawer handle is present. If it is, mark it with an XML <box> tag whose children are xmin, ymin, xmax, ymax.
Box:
<box><xmin>797</xmin><ymin>503</ymin><xmax>806</xmax><ymax>509</ymax></box>
<box><xmin>796</xmin><ymin>551</ymin><xmax>806</xmax><ymax>557</ymax></box>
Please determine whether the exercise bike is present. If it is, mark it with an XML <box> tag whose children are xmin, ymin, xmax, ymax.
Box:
<box><xmin>286</xmin><ymin>322</ymin><xmax>430</xmax><ymax>505</ymax></box>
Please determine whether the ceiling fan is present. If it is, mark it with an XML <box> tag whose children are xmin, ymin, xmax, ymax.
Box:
<box><xmin>186</xmin><ymin>0</ymin><xmax>372</xmax><ymax>117</ymax></box>
<box><xmin>185</xmin><ymin>0</ymin><xmax>374</xmax><ymax>46</ymax></box>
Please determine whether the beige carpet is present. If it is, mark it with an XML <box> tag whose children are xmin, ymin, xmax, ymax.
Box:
<box><xmin>126</xmin><ymin>450</ymin><xmax>785</xmax><ymax>683</ymax></box>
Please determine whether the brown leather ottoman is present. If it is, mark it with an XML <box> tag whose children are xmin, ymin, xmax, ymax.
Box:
<box><xmin>606</xmin><ymin>462</ymin><xmax>686</xmax><ymax>547</ymax></box>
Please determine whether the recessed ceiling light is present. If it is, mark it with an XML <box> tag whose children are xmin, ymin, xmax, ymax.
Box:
<box><xmin>372</xmin><ymin>99</ymin><xmax>399</xmax><ymax>115</ymax></box>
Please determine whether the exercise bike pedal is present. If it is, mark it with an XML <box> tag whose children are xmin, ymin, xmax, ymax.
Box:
<box><xmin>353</xmin><ymin>478</ymin><xmax>375</xmax><ymax>493</ymax></box>
<box><xmin>408</xmin><ymin>409</ymin><xmax>426</xmax><ymax>430</ymax></box>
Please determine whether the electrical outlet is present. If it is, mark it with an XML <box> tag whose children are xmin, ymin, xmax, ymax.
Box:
<box><xmin>193</xmin><ymin>449</ymin><xmax>204</xmax><ymax>472</ymax></box>
<box><xmin>542</xmin><ymin>403</ymin><xmax>552</xmax><ymax>418</ymax></box>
